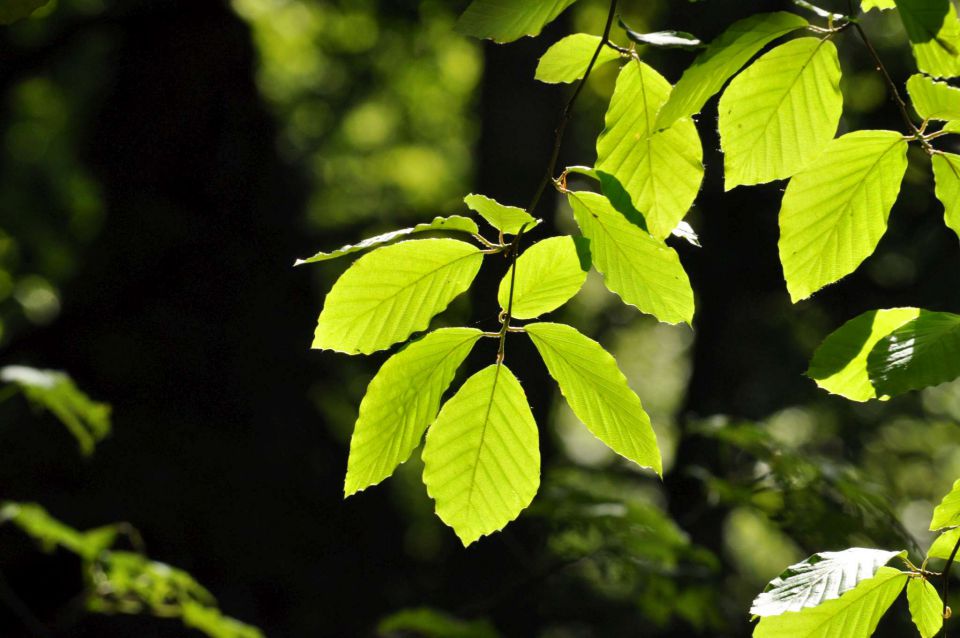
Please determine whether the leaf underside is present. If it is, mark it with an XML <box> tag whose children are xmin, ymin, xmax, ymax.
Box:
<box><xmin>932</xmin><ymin>152</ymin><xmax>960</xmax><ymax>240</ymax></box>
<box><xmin>907</xmin><ymin>578</ymin><xmax>944</xmax><ymax>638</ymax></box>
<box><xmin>464</xmin><ymin>193</ymin><xmax>539</xmax><ymax>236</ymax></box>
<box><xmin>535</xmin><ymin>33</ymin><xmax>620</xmax><ymax>84</ymax></box>
<box><xmin>498</xmin><ymin>236</ymin><xmax>588</xmax><ymax>319</ymax></box>
<box><xmin>907</xmin><ymin>73</ymin><xmax>960</xmax><ymax>120</ymax></box>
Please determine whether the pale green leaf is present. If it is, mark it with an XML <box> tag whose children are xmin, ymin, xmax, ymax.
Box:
<box><xmin>295</xmin><ymin>216</ymin><xmax>479</xmax><ymax>265</ymax></box>
<box><xmin>862</xmin><ymin>0</ymin><xmax>895</xmax><ymax>10</ymax></box>
<box><xmin>0</xmin><ymin>0</ymin><xmax>48</xmax><ymax>24</ymax></box>
<box><xmin>568</xmin><ymin>191</ymin><xmax>694</xmax><ymax>325</ymax></box>
<box><xmin>719</xmin><ymin>38</ymin><xmax>843</xmax><ymax>189</ymax></box>
<box><xmin>456</xmin><ymin>0</ymin><xmax>580</xmax><ymax>43</ymax></box>
<box><xmin>313</xmin><ymin>239</ymin><xmax>482</xmax><ymax>355</ymax></box>
<box><xmin>907</xmin><ymin>73</ymin><xmax>960</xmax><ymax>120</ymax></box>
<box><xmin>595</xmin><ymin>58</ymin><xmax>704</xmax><ymax>240</ymax></box>
<box><xmin>1</xmin><ymin>365</ymin><xmax>111</xmax><ymax>455</ymax></box>
<box><xmin>930</xmin><ymin>477</ymin><xmax>960</xmax><ymax>530</ymax></box>
<box><xmin>927</xmin><ymin>528</ymin><xmax>960</xmax><ymax>560</ymax></box>
<box><xmin>806</xmin><ymin>308</ymin><xmax>920</xmax><ymax>401</ymax></box>
<box><xmin>753</xmin><ymin>567</ymin><xmax>907</xmax><ymax>638</ymax></box>
<box><xmin>778</xmin><ymin>130</ymin><xmax>909</xmax><ymax>301</ymax></box>
<box><xmin>895</xmin><ymin>0</ymin><xmax>960</xmax><ymax>78</ymax></box>
<box><xmin>655</xmin><ymin>12</ymin><xmax>809</xmax><ymax>131</ymax></box>
<box><xmin>464</xmin><ymin>194</ymin><xmax>539</xmax><ymax>236</ymax></box>
<box><xmin>867</xmin><ymin>310</ymin><xmax>960</xmax><ymax>396</ymax></box>
<box><xmin>943</xmin><ymin>120</ymin><xmax>960</xmax><ymax>133</ymax></box>
<box><xmin>422</xmin><ymin>364</ymin><xmax>539</xmax><ymax>546</ymax></box>
<box><xmin>535</xmin><ymin>34</ymin><xmax>620</xmax><ymax>84</ymax></box>
<box><xmin>750</xmin><ymin>548</ymin><xmax>905</xmax><ymax>616</ymax></box>
<box><xmin>525</xmin><ymin>322</ymin><xmax>662</xmax><ymax>475</ymax></box>
<box><xmin>932</xmin><ymin>152</ymin><xmax>960</xmax><ymax>240</ymax></box>
<box><xmin>344</xmin><ymin>328</ymin><xmax>483</xmax><ymax>496</ymax></box>
<box><xmin>0</xmin><ymin>502</ymin><xmax>119</xmax><ymax>561</ymax></box>
<box><xmin>497</xmin><ymin>236</ymin><xmax>588</xmax><ymax>319</ymax></box>
<box><xmin>907</xmin><ymin>578</ymin><xmax>944</xmax><ymax>638</ymax></box>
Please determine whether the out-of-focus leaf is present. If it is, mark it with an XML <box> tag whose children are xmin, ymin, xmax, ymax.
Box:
<box><xmin>0</xmin><ymin>502</ymin><xmax>119</xmax><ymax>561</ymax></box>
<box><xmin>0</xmin><ymin>0</ymin><xmax>48</xmax><ymax>25</ymax></box>
<box><xmin>862</xmin><ymin>0</ymin><xmax>895</xmax><ymax>10</ymax></box>
<box><xmin>377</xmin><ymin>608</ymin><xmax>500</xmax><ymax>638</ymax></box>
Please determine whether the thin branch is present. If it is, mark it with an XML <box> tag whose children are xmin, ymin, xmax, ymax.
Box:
<box><xmin>496</xmin><ymin>224</ymin><xmax>528</xmax><ymax>364</ymax></box>
<box><xmin>942</xmin><ymin>532</ymin><xmax>960</xmax><ymax>638</ymax></box>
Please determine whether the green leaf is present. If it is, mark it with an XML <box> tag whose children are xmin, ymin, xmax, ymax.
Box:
<box><xmin>907</xmin><ymin>578</ymin><xmax>944</xmax><ymax>638</ymax></box>
<box><xmin>806</xmin><ymin>308</ymin><xmax>920</xmax><ymax>401</ymax></box>
<box><xmin>927</xmin><ymin>528</ymin><xmax>960</xmax><ymax>560</ymax></box>
<box><xmin>0</xmin><ymin>502</ymin><xmax>119</xmax><ymax>561</ymax></box>
<box><xmin>619</xmin><ymin>20</ymin><xmax>702</xmax><ymax>50</ymax></box>
<box><xmin>568</xmin><ymin>191</ymin><xmax>695</xmax><ymax>325</ymax></box>
<box><xmin>535</xmin><ymin>34</ymin><xmax>620</xmax><ymax>84</ymax></box>
<box><xmin>655</xmin><ymin>12</ymin><xmax>809</xmax><ymax>131</ymax></box>
<box><xmin>719</xmin><ymin>37</ymin><xmax>843</xmax><ymax>189</ymax></box>
<box><xmin>422</xmin><ymin>364</ymin><xmax>539</xmax><ymax>546</ymax></box>
<box><xmin>497</xmin><ymin>236</ymin><xmax>588</xmax><ymax>319</ymax></box>
<box><xmin>313</xmin><ymin>239</ymin><xmax>483</xmax><ymax>355</ymax></box>
<box><xmin>456</xmin><ymin>0</ymin><xmax>580</xmax><ymax>43</ymax></box>
<box><xmin>867</xmin><ymin>310</ymin><xmax>960</xmax><ymax>396</ymax></box>
<box><xmin>895</xmin><ymin>0</ymin><xmax>960</xmax><ymax>78</ymax></box>
<box><xmin>862</xmin><ymin>0</ymin><xmax>895</xmax><ymax>10</ymax></box>
<box><xmin>182</xmin><ymin>602</ymin><xmax>265</xmax><ymax>638</ymax></box>
<box><xmin>377</xmin><ymin>608</ymin><xmax>500</xmax><ymax>638</ymax></box>
<box><xmin>907</xmin><ymin>73</ymin><xmax>960</xmax><ymax>120</ymax></box>
<box><xmin>295</xmin><ymin>216</ymin><xmax>479</xmax><ymax>265</ymax></box>
<box><xmin>0</xmin><ymin>0</ymin><xmax>48</xmax><ymax>25</ymax></box>
<box><xmin>932</xmin><ymin>152</ymin><xmax>960</xmax><ymax>240</ymax></box>
<box><xmin>464</xmin><ymin>194</ymin><xmax>539</xmax><ymax>236</ymax></box>
<box><xmin>1</xmin><ymin>365</ymin><xmax>111</xmax><ymax>455</ymax></box>
<box><xmin>344</xmin><ymin>328</ymin><xmax>483</xmax><ymax>496</ymax></box>
<box><xmin>595</xmin><ymin>58</ymin><xmax>704</xmax><ymax>240</ymax></box>
<box><xmin>525</xmin><ymin>322</ymin><xmax>662</xmax><ymax>475</ymax></box>
<box><xmin>750</xmin><ymin>548</ymin><xmax>905</xmax><ymax>616</ymax></box>
<box><xmin>930</xmin><ymin>477</ymin><xmax>960</xmax><ymax>530</ymax></box>
<box><xmin>943</xmin><ymin>120</ymin><xmax>960</xmax><ymax>133</ymax></box>
<box><xmin>753</xmin><ymin>567</ymin><xmax>907</xmax><ymax>638</ymax></box>
<box><xmin>778</xmin><ymin>130</ymin><xmax>909</xmax><ymax>301</ymax></box>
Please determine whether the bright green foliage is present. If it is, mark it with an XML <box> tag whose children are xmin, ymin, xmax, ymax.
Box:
<box><xmin>0</xmin><ymin>0</ymin><xmax>48</xmax><ymax>24</ymax></box>
<box><xmin>943</xmin><ymin>120</ymin><xmax>960</xmax><ymax>133</ymax></box>
<box><xmin>750</xmin><ymin>548</ymin><xmax>904</xmax><ymax>616</ymax></box>
<box><xmin>295</xmin><ymin>216</ymin><xmax>479</xmax><ymax>265</ymax></box>
<box><xmin>907</xmin><ymin>578</ymin><xmax>944</xmax><ymax>638</ymax></box>
<box><xmin>378</xmin><ymin>608</ymin><xmax>500</xmax><ymax>638</ymax></box>
<box><xmin>719</xmin><ymin>38</ymin><xmax>843</xmax><ymax>189</ymax></box>
<box><xmin>1</xmin><ymin>365</ymin><xmax>111</xmax><ymax>455</ymax></box>
<box><xmin>932</xmin><ymin>152</ymin><xmax>960</xmax><ymax>239</ymax></box>
<box><xmin>525</xmin><ymin>322</ymin><xmax>662</xmax><ymax>475</ymax></box>
<box><xmin>422</xmin><ymin>364</ymin><xmax>539</xmax><ymax>546</ymax></box>
<box><xmin>753</xmin><ymin>567</ymin><xmax>907</xmax><ymax>638</ymax></box>
<box><xmin>862</xmin><ymin>0</ymin><xmax>895</xmax><ymax>9</ymax></box>
<box><xmin>928</xmin><ymin>528</ymin><xmax>960</xmax><ymax>559</ymax></box>
<box><xmin>895</xmin><ymin>0</ymin><xmax>960</xmax><ymax>78</ymax></box>
<box><xmin>182</xmin><ymin>602</ymin><xmax>265</xmax><ymax>638</ymax></box>
<box><xmin>497</xmin><ymin>236</ymin><xmax>588</xmax><ymax>319</ymax></box>
<box><xmin>807</xmin><ymin>308</ymin><xmax>920</xmax><ymax>401</ymax></box>
<box><xmin>535</xmin><ymin>34</ymin><xmax>620</xmax><ymax>84</ymax></box>
<box><xmin>906</xmin><ymin>74</ymin><xmax>960</xmax><ymax>120</ymax></box>
<box><xmin>595</xmin><ymin>59</ymin><xmax>703</xmax><ymax>240</ymax></box>
<box><xmin>654</xmin><ymin>12</ymin><xmax>809</xmax><ymax>131</ymax></box>
<box><xmin>867</xmin><ymin>310</ymin><xmax>960</xmax><ymax>396</ymax></box>
<box><xmin>344</xmin><ymin>328</ymin><xmax>483</xmax><ymax>496</ymax></box>
<box><xmin>568</xmin><ymin>191</ymin><xmax>694</xmax><ymax>325</ymax></box>
<box><xmin>456</xmin><ymin>0</ymin><xmax>580</xmax><ymax>43</ymax></box>
<box><xmin>930</xmin><ymin>477</ymin><xmax>960</xmax><ymax>530</ymax></box>
<box><xmin>0</xmin><ymin>502</ymin><xmax>118</xmax><ymax>561</ymax></box>
<box><xmin>313</xmin><ymin>239</ymin><xmax>482</xmax><ymax>355</ymax></box>
<box><xmin>464</xmin><ymin>193</ymin><xmax>539</xmax><ymax>235</ymax></box>
<box><xmin>778</xmin><ymin>130</ymin><xmax>909</xmax><ymax>301</ymax></box>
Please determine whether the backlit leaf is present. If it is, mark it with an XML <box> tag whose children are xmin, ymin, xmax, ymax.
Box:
<box><xmin>927</xmin><ymin>528</ymin><xmax>960</xmax><ymax>560</ymax></box>
<box><xmin>930</xmin><ymin>477</ymin><xmax>960</xmax><ymax>530</ymax></box>
<box><xmin>464</xmin><ymin>194</ymin><xmax>539</xmax><ymax>236</ymax></box>
<box><xmin>498</xmin><ymin>236</ymin><xmax>588</xmax><ymax>319</ymax></box>
<box><xmin>862</xmin><ymin>0</ymin><xmax>895</xmax><ymax>10</ymax></box>
<box><xmin>895</xmin><ymin>0</ymin><xmax>960</xmax><ymax>78</ymax></box>
<box><xmin>778</xmin><ymin>130</ymin><xmax>909</xmax><ymax>301</ymax></box>
<box><xmin>907</xmin><ymin>73</ymin><xmax>960</xmax><ymax>120</ymax></box>
<box><xmin>313</xmin><ymin>239</ymin><xmax>483</xmax><ymax>355</ymax></box>
<box><xmin>867</xmin><ymin>310</ymin><xmax>960</xmax><ymax>396</ymax></box>
<box><xmin>907</xmin><ymin>578</ymin><xmax>944</xmax><ymax>638</ymax></box>
<box><xmin>457</xmin><ymin>0</ymin><xmax>580</xmax><ymax>43</ymax></box>
<box><xmin>535</xmin><ymin>34</ymin><xmax>620</xmax><ymax>84</ymax></box>
<box><xmin>932</xmin><ymin>152</ymin><xmax>960</xmax><ymax>240</ymax></box>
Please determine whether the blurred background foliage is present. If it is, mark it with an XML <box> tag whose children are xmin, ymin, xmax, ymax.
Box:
<box><xmin>0</xmin><ymin>0</ymin><xmax>958</xmax><ymax>636</ymax></box>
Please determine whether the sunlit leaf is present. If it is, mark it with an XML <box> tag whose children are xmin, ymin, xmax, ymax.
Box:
<box><xmin>595</xmin><ymin>58</ymin><xmax>703</xmax><ymax>240</ymax></box>
<box><xmin>0</xmin><ymin>0</ymin><xmax>48</xmax><ymax>24</ymax></box>
<box><xmin>313</xmin><ymin>239</ymin><xmax>482</xmax><ymax>355</ymax></box>
<box><xmin>719</xmin><ymin>38</ymin><xmax>842</xmax><ymax>189</ymax></box>
<box><xmin>456</xmin><ymin>0</ymin><xmax>580</xmax><ymax>43</ymax></box>
<box><xmin>932</xmin><ymin>152</ymin><xmax>960</xmax><ymax>240</ymax></box>
<box><xmin>655</xmin><ymin>12</ymin><xmax>809</xmax><ymax>131</ymax></box>
<box><xmin>464</xmin><ymin>194</ymin><xmax>539</xmax><ymax>236</ymax></box>
<box><xmin>498</xmin><ymin>236</ymin><xmax>588</xmax><ymax>319</ymax></box>
<box><xmin>778</xmin><ymin>130</ymin><xmax>909</xmax><ymax>301</ymax></box>
<box><xmin>535</xmin><ymin>34</ymin><xmax>620</xmax><ymax>84</ymax></box>
<box><xmin>907</xmin><ymin>73</ymin><xmax>960</xmax><ymax>120</ymax></box>
<box><xmin>867</xmin><ymin>310</ymin><xmax>960</xmax><ymax>396</ymax></box>
<box><xmin>422</xmin><ymin>364</ymin><xmax>539</xmax><ymax>546</ymax></box>
<box><xmin>927</xmin><ymin>528</ymin><xmax>960</xmax><ymax>560</ymax></box>
<box><xmin>895</xmin><ymin>0</ymin><xmax>960</xmax><ymax>78</ymax></box>
<box><xmin>345</xmin><ymin>328</ymin><xmax>483</xmax><ymax>496</ymax></box>
<box><xmin>930</xmin><ymin>477</ymin><xmax>960</xmax><ymax>531</ymax></box>
<box><xmin>526</xmin><ymin>322</ymin><xmax>662</xmax><ymax>475</ymax></box>
<box><xmin>807</xmin><ymin>308</ymin><xmax>920</xmax><ymax>401</ymax></box>
<box><xmin>295</xmin><ymin>216</ymin><xmax>479</xmax><ymax>265</ymax></box>
<box><xmin>568</xmin><ymin>191</ymin><xmax>694</xmax><ymax>325</ymax></box>
<box><xmin>907</xmin><ymin>578</ymin><xmax>944</xmax><ymax>638</ymax></box>
<box><xmin>862</xmin><ymin>0</ymin><xmax>895</xmax><ymax>10</ymax></box>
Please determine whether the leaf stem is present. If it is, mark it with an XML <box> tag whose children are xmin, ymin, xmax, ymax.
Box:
<box><xmin>942</xmin><ymin>532</ymin><xmax>960</xmax><ymax>637</ymax></box>
<box><xmin>496</xmin><ymin>224</ymin><xmax>528</xmax><ymax>364</ymax></box>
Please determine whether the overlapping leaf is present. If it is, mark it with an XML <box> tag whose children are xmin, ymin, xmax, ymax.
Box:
<box><xmin>497</xmin><ymin>236</ymin><xmax>588</xmax><ymax>319</ymax></box>
<box><xmin>526</xmin><ymin>322</ymin><xmax>661</xmax><ymax>475</ymax></box>
<box><xmin>806</xmin><ymin>308</ymin><xmax>920</xmax><ymax>401</ymax></box>
<box><xmin>464</xmin><ymin>194</ymin><xmax>539</xmax><ymax>235</ymax></box>
<box><xmin>719</xmin><ymin>37</ymin><xmax>842</xmax><ymax>189</ymax></box>
<box><xmin>344</xmin><ymin>328</ymin><xmax>483</xmax><ymax>496</ymax></box>
<box><xmin>654</xmin><ymin>12</ymin><xmax>809</xmax><ymax>130</ymax></box>
<box><xmin>932</xmin><ymin>152</ymin><xmax>960</xmax><ymax>239</ymax></box>
<box><xmin>535</xmin><ymin>34</ymin><xmax>620</xmax><ymax>84</ymax></box>
<box><xmin>568</xmin><ymin>191</ymin><xmax>694</xmax><ymax>325</ymax></box>
<box><xmin>313</xmin><ymin>239</ymin><xmax>483</xmax><ymax>355</ymax></box>
<box><xmin>866</xmin><ymin>310</ymin><xmax>960</xmax><ymax>396</ymax></box>
<box><xmin>928</xmin><ymin>528</ymin><xmax>960</xmax><ymax>559</ymax></box>
<box><xmin>930</xmin><ymin>477</ymin><xmax>960</xmax><ymax>530</ymax></box>
<box><xmin>907</xmin><ymin>73</ymin><xmax>960</xmax><ymax>120</ymax></box>
<box><xmin>907</xmin><ymin>578</ymin><xmax>944</xmax><ymax>638</ymax></box>
<box><xmin>778</xmin><ymin>130</ymin><xmax>909</xmax><ymax>301</ymax></box>
<box><xmin>457</xmin><ymin>0</ymin><xmax>580</xmax><ymax>43</ymax></box>
<box><xmin>295</xmin><ymin>216</ymin><xmax>478</xmax><ymax>265</ymax></box>
<box><xmin>422</xmin><ymin>364</ymin><xmax>539</xmax><ymax>546</ymax></box>
<box><xmin>750</xmin><ymin>548</ymin><xmax>904</xmax><ymax>617</ymax></box>
<box><xmin>895</xmin><ymin>0</ymin><xmax>960</xmax><ymax>78</ymax></box>
<box><xmin>596</xmin><ymin>58</ymin><xmax>703</xmax><ymax>240</ymax></box>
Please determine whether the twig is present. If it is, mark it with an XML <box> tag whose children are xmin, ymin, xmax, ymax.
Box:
<box><xmin>496</xmin><ymin>224</ymin><xmax>527</xmax><ymax>364</ymax></box>
<box><xmin>942</xmin><ymin>532</ymin><xmax>960</xmax><ymax>637</ymax></box>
